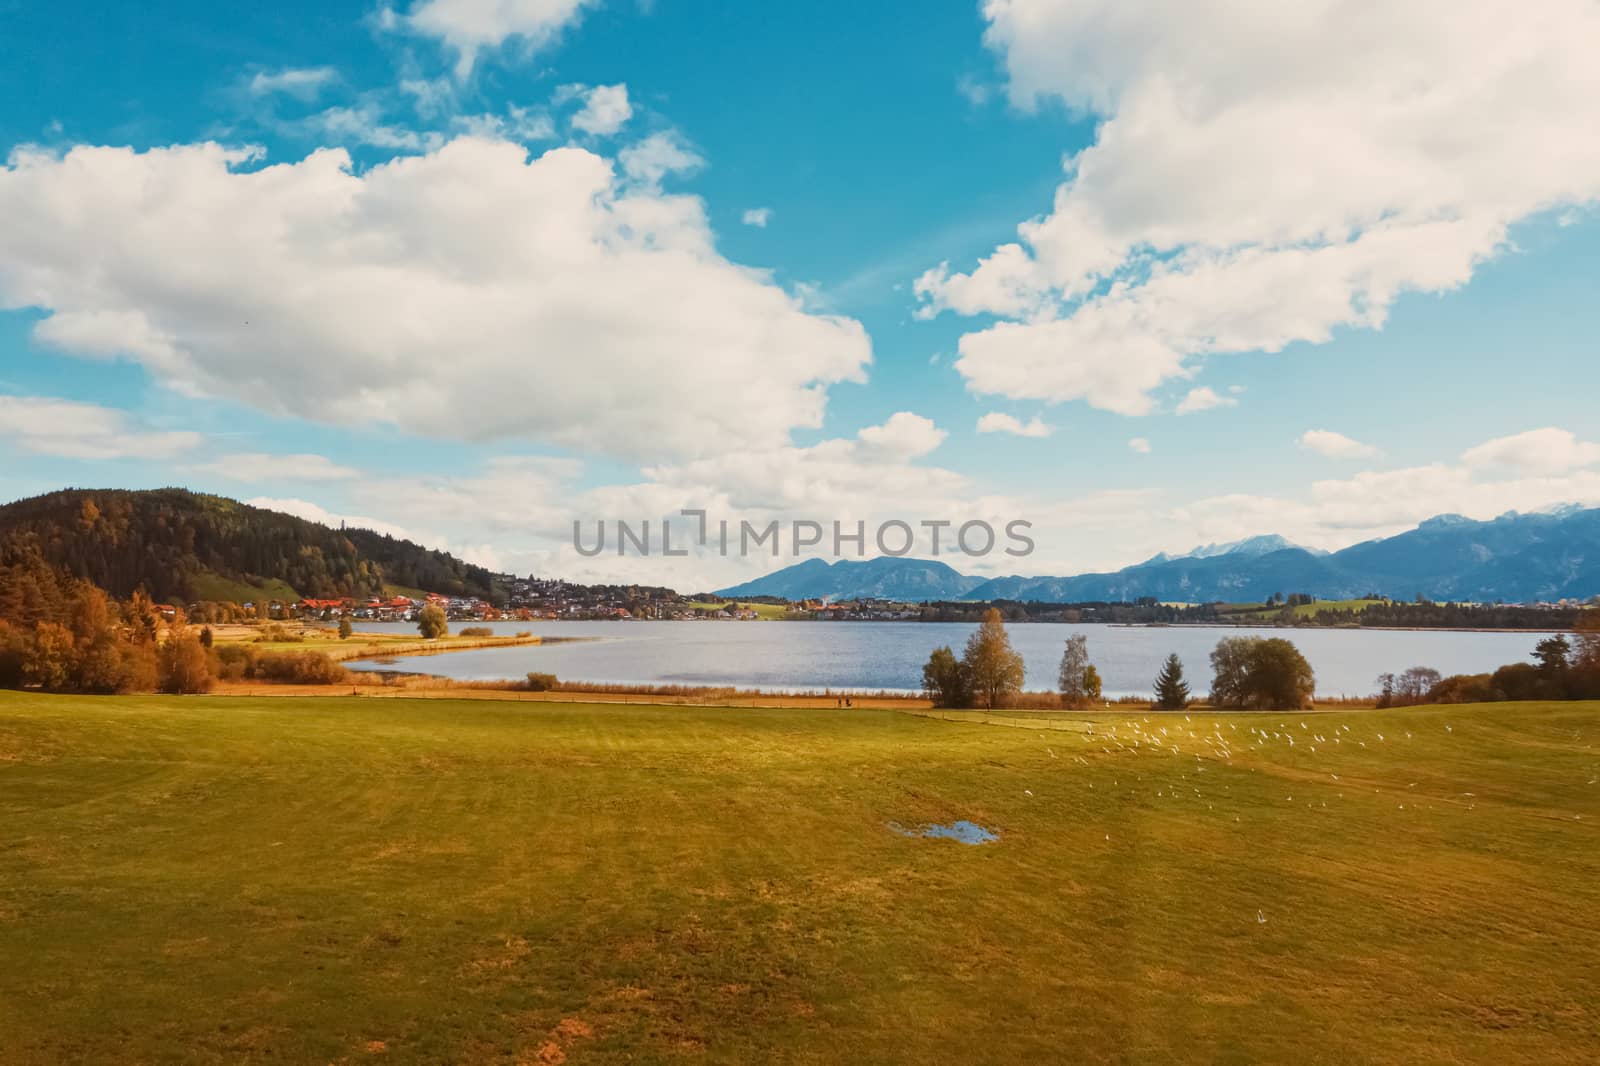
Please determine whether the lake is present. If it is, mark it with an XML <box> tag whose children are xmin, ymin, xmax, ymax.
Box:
<box><xmin>342</xmin><ymin>620</ymin><xmax>1558</xmax><ymax>699</ymax></box>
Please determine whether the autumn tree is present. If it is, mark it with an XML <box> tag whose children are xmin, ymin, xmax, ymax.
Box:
<box><xmin>418</xmin><ymin>604</ymin><xmax>448</xmax><ymax>639</ymax></box>
<box><xmin>24</xmin><ymin>622</ymin><xmax>77</xmax><ymax>690</ymax></box>
<box><xmin>963</xmin><ymin>608</ymin><xmax>1025</xmax><ymax>710</ymax></box>
<box><xmin>338</xmin><ymin>616</ymin><xmax>353</xmax><ymax>640</ymax></box>
<box><xmin>157</xmin><ymin>631</ymin><xmax>214</xmax><ymax>695</ymax></box>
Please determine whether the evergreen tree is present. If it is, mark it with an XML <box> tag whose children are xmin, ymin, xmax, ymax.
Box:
<box><xmin>1153</xmin><ymin>653</ymin><xmax>1190</xmax><ymax>710</ymax></box>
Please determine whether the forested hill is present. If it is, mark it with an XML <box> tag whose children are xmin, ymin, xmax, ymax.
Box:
<box><xmin>0</xmin><ymin>488</ymin><xmax>498</xmax><ymax>608</ymax></box>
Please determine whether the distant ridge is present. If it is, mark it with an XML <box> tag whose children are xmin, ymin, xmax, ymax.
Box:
<box><xmin>716</xmin><ymin>508</ymin><xmax>1600</xmax><ymax>604</ymax></box>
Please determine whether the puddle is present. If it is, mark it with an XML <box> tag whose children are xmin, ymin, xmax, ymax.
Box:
<box><xmin>887</xmin><ymin>820</ymin><xmax>998</xmax><ymax>845</ymax></box>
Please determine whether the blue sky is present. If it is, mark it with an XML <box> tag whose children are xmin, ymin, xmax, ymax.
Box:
<box><xmin>3</xmin><ymin>0</ymin><xmax>1599</xmax><ymax>589</ymax></box>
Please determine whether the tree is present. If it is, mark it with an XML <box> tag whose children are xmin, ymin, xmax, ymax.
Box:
<box><xmin>1083</xmin><ymin>664</ymin><xmax>1103</xmax><ymax>702</ymax></box>
<box><xmin>157</xmin><ymin>632</ymin><xmax>214</xmax><ymax>694</ymax></box>
<box><xmin>1246</xmin><ymin>638</ymin><xmax>1315</xmax><ymax>710</ymax></box>
<box><xmin>338</xmin><ymin>616</ymin><xmax>353</xmax><ymax>640</ymax></box>
<box><xmin>1533</xmin><ymin>634</ymin><xmax>1572</xmax><ymax>677</ymax></box>
<box><xmin>198</xmin><ymin>625</ymin><xmax>214</xmax><ymax>649</ymax></box>
<box><xmin>962</xmin><ymin>608</ymin><xmax>1025</xmax><ymax>710</ymax></box>
<box><xmin>1575</xmin><ymin>612</ymin><xmax>1600</xmax><ymax>669</ymax></box>
<box><xmin>1394</xmin><ymin>666</ymin><xmax>1442</xmax><ymax>705</ymax></box>
<box><xmin>921</xmin><ymin>645</ymin><xmax>969</xmax><ymax>708</ymax></box>
<box><xmin>417</xmin><ymin>604</ymin><xmax>448</xmax><ymax>639</ymax></box>
<box><xmin>1058</xmin><ymin>634</ymin><xmax>1089</xmax><ymax>707</ymax></box>
<box><xmin>1153</xmin><ymin>653</ymin><xmax>1190</xmax><ymax>710</ymax></box>
<box><xmin>1208</xmin><ymin>636</ymin><xmax>1315</xmax><ymax>710</ymax></box>
<box><xmin>23</xmin><ymin>622</ymin><xmax>76</xmax><ymax>690</ymax></box>
<box><xmin>1209</xmin><ymin>637</ymin><xmax>1255</xmax><ymax>708</ymax></box>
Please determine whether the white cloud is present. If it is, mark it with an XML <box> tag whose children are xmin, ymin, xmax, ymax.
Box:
<box><xmin>401</xmin><ymin>0</ymin><xmax>593</xmax><ymax>78</ymax></box>
<box><xmin>304</xmin><ymin>103</ymin><xmax>440</xmax><ymax>151</ymax></box>
<box><xmin>1300</xmin><ymin>429</ymin><xmax>1380</xmax><ymax>459</ymax></box>
<box><xmin>190</xmin><ymin>452</ymin><xmax>361</xmax><ymax>482</ymax></box>
<box><xmin>0</xmin><ymin>138</ymin><xmax>869</xmax><ymax>462</ymax></box>
<box><xmin>0</xmin><ymin>396</ymin><xmax>199</xmax><ymax>460</ymax></box>
<box><xmin>1175</xmin><ymin>386</ymin><xmax>1235</xmax><ymax>415</ymax></box>
<box><xmin>1462</xmin><ymin>427</ymin><xmax>1600</xmax><ymax>476</ymax></box>
<box><xmin>244</xmin><ymin>496</ymin><xmax>423</xmax><ymax>544</ymax></box>
<box><xmin>1128</xmin><ymin>437</ymin><xmax>1150</xmax><ymax>454</ymax></box>
<box><xmin>741</xmin><ymin>207</ymin><xmax>772</xmax><ymax>228</ymax></box>
<box><xmin>249</xmin><ymin>67</ymin><xmax>337</xmax><ymax>100</ymax></box>
<box><xmin>855</xmin><ymin>412</ymin><xmax>946</xmax><ymax>460</ymax></box>
<box><xmin>451</xmin><ymin>104</ymin><xmax>554</xmax><ymax>142</ymax></box>
<box><xmin>570</xmin><ymin>84</ymin><xmax>632</xmax><ymax>136</ymax></box>
<box><xmin>918</xmin><ymin>0</ymin><xmax>1600</xmax><ymax>415</ymax></box>
<box><xmin>976</xmin><ymin>412</ymin><xmax>1052</xmax><ymax>438</ymax></box>
<box><xmin>618</xmin><ymin>130</ymin><xmax>703</xmax><ymax>186</ymax></box>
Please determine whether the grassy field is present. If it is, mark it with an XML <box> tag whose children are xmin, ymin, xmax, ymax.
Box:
<box><xmin>684</xmin><ymin>601</ymin><xmax>794</xmax><ymax>620</ymax></box>
<box><xmin>1217</xmin><ymin>598</ymin><xmax>1386</xmax><ymax>620</ymax></box>
<box><xmin>1</xmin><ymin>694</ymin><xmax>1598</xmax><ymax>1063</ymax></box>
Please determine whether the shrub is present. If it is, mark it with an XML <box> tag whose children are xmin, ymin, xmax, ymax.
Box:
<box><xmin>338</xmin><ymin>617</ymin><xmax>353</xmax><ymax>640</ymax></box>
<box><xmin>254</xmin><ymin>650</ymin><xmax>348</xmax><ymax>685</ymax></box>
<box><xmin>213</xmin><ymin>642</ymin><xmax>259</xmax><ymax>680</ymax></box>
<box><xmin>524</xmin><ymin>672</ymin><xmax>559</xmax><ymax>691</ymax></box>
<box><xmin>254</xmin><ymin>623</ymin><xmax>303</xmax><ymax>644</ymax></box>
<box><xmin>1427</xmin><ymin>673</ymin><xmax>1494</xmax><ymax>704</ymax></box>
<box><xmin>418</xmin><ymin>605</ymin><xmax>448</xmax><ymax>639</ymax></box>
<box><xmin>459</xmin><ymin>626</ymin><xmax>494</xmax><ymax>637</ymax></box>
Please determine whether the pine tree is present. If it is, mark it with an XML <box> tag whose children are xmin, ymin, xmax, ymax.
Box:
<box><xmin>1153</xmin><ymin>653</ymin><xmax>1190</xmax><ymax>710</ymax></box>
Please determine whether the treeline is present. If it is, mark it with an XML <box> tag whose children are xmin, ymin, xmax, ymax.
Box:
<box><xmin>0</xmin><ymin>585</ymin><xmax>351</xmax><ymax>695</ymax></box>
<box><xmin>915</xmin><ymin>599</ymin><xmax>1221</xmax><ymax>624</ymax></box>
<box><xmin>0</xmin><ymin>488</ymin><xmax>501</xmax><ymax>606</ymax></box>
<box><xmin>1297</xmin><ymin>601</ymin><xmax>1588</xmax><ymax>630</ymax></box>
<box><xmin>919</xmin><ymin>611</ymin><xmax>1317</xmax><ymax>711</ymax></box>
<box><xmin>1378</xmin><ymin>619</ymin><xmax>1600</xmax><ymax>706</ymax></box>
<box><xmin>908</xmin><ymin>597</ymin><xmax>1585</xmax><ymax>630</ymax></box>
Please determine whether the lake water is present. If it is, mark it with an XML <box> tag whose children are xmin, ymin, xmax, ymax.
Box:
<box><xmin>342</xmin><ymin>620</ymin><xmax>1557</xmax><ymax>699</ymax></box>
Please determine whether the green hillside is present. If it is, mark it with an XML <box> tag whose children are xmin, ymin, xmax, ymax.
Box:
<box><xmin>0</xmin><ymin>488</ymin><xmax>499</xmax><ymax>611</ymax></box>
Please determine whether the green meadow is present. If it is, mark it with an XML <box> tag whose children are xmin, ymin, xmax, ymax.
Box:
<box><xmin>1</xmin><ymin>692</ymin><xmax>1597</xmax><ymax>1064</ymax></box>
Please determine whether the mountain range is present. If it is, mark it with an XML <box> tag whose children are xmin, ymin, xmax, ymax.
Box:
<box><xmin>716</xmin><ymin>507</ymin><xmax>1600</xmax><ymax>604</ymax></box>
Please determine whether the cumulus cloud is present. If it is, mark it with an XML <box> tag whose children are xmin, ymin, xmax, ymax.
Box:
<box><xmin>400</xmin><ymin>0</ymin><xmax>593</xmax><ymax>78</ymax></box>
<box><xmin>976</xmin><ymin>412</ymin><xmax>1052</xmax><ymax>438</ymax></box>
<box><xmin>618</xmin><ymin>130</ymin><xmax>703</xmax><ymax>186</ymax></box>
<box><xmin>1461</xmin><ymin>427</ymin><xmax>1600</xmax><ymax>475</ymax></box>
<box><xmin>0</xmin><ymin>396</ymin><xmax>199</xmax><ymax>460</ymax></box>
<box><xmin>918</xmin><ymin>0</ymin><xmax>1600</xmax><ymax>415</ymax></box>
<box><xmin>1174</xmin><ymin>386</ymin><xmax>1235</xmax><ymax>415</ymax></box>
<box><xmin>0</xmin><ymin>138</ymin><xmax>869</xmax><ymax>461</ymax></box>
<box><xmin>249</xmin><ymin>67</ymin><xmax>337</xmax><ymax>100</ymax></box>
<box><xmin>1128</xmin><ymin>437</ymin><xmax>1151</xmax><ymax>454</ymax></box>
<box><xmin>190</xmin><ymin>452</ymin><xmax>361</xmax><ymax>482</ymax></box>
<box><xmin>741</xmin><ymin>207</ymin><xmax>772</xmax><ymax>228</ymax></box>
<box><xmin>570</xmin><ymin>83</ymin><xmax>632</xmax><ymax>136</ymax></box>
<box><xmin>1300</xmin><ymin>429</ymin><xmax>1379</xmax><ymax>459</ymax></box>
<box><xmin>855</xmin><ymin>412</ymin><xmax>946</xmax><ymax>460</ymax></box>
